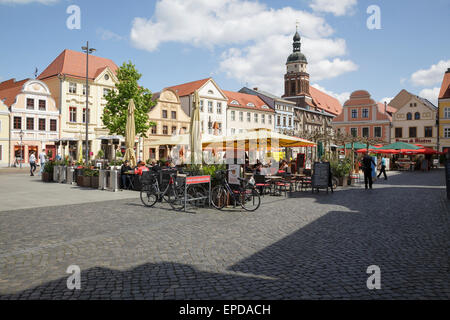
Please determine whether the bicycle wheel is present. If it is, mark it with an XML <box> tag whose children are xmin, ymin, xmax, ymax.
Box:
<box><xmin>211</xmin><ymin>186</ymin><xmax>227</xmax><ymax>210</ymax></box>
<box><xmin>166</xmin><ymin>186</ymin><xmax>185</xmax><ymax>211</ymax></box>
<box><xmin>240</xmin><ymin>186</ymin><xmax>260</xmax><ymax>212</ymax></box>
<box><xmin>187</xmin><ymin>185</ymin><xmax>207</xmax><ymax>208</ymax></box>
<box><xmin>140</xmin><ymin>185</ymin><xmax>158</xmax><ymax>207</ymax></box>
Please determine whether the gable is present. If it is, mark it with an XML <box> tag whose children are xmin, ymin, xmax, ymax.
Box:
<box><xmin>198</xmin><ymin>79</ymin><xmax>228</xmax><ymax>101</ymax></box>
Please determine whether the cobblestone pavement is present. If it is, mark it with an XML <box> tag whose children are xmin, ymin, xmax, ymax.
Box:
<box><xmin>0</xmin><ymin>169</ymin><xmax>448</xmax><ymax>299</ymax></box>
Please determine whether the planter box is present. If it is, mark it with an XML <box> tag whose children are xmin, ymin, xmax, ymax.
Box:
<box><xmin>91</xmin><ymin>176</ymin><xmax>99</xmax><ymax>189</ymax></box>
<box><xmin>42</xmin><ymin>172</ymin><xmax>53</xmax><ymax>182</ymax></box>
<box><xmin>78</xmin><ymin>176</ymin><xmax>91</xmax><ymax>188</ymax></box>
<box><xmin>337</xmin><ymin>176</ymin><xmax>349</xmax><ymax>187</ymax></box>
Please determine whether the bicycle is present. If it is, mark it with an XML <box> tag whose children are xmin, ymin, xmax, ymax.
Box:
<box><xmin>140</xmin><ymin>171</ymin><xmax>207</xmax><ymax>210</ymax></box>
<box><xmin>211</xmin><ymin>169</ymin><xmax>260</xmax><ymax>212</ymax></box>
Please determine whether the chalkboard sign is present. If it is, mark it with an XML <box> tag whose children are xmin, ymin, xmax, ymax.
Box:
<box><xmin>446</xmin><ymin>160</ymin><xmax>450</xmax><ymax>200</ymax></box>
<box><xmin>312</xmin><ymin>161</ymin><xmax>333</xmax><ymax>193</ymax></box>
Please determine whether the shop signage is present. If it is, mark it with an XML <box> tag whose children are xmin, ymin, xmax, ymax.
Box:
<box><xmin>395</xmin><ymin>138</ymin><xmax>432</xmax><ymax>143</ymax></box>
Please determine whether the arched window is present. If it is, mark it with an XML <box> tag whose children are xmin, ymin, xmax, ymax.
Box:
<box><xmin>406</xmin><ymin>112</ymin><xmax>412</xmax><ymax>120</ymax></box>
<box><xmin>414</xmin><ymin>112</ymin><xmax>420</xmax><ymax>120</ymax></box>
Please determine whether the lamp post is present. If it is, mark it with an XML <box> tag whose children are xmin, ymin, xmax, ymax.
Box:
<box><xmin>81</xmin><ymin>42</ymin><xmax>96</xmax><ymax>166</ymax></box>
<box><xmin>19</xmin><ymin>129</ymin><xmax>24</xmax><ymax>169</ymax></box>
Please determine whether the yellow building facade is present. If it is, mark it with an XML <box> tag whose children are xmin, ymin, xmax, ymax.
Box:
<box><xmin>143</xmin><ymin>89</ymin><xmax>191</xmax><ymax>161</ymax></box>
<box><xmin>438</xmin><ymin>69</ymin><xmax>450</xmax><ymax>152</ymax></box>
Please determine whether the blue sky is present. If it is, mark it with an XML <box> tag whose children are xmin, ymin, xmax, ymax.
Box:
<box><xmin>0</xmin><ymin>0</ymin><xmax>449</xmax><ymax>106</ymax></box>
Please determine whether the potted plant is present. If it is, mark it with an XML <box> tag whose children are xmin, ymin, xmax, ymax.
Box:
<box><xmin>42</xmin><ymin>161</ymin><xmax>55</xmax><ymax>182</ymax></box>
<box><xmin>90</xmin><ymin>169</ymin><xmax>100</xmax><ymax>188</ymax></box>
<box><xmin>330</xmin><ymin>157</ymin><xmax>351</xmax><ymax>187</ymax></box>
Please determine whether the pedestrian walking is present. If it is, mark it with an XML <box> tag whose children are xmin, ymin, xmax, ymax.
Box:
<box><xmin>38</xmin><ymin>149</ymin><xmax>47</xmax><ymax>176</ymax></box>
<box><xmin>29</xmin><ymin>151</ymin><xmax>37</xmax><ymax>176</ymax></box>
<box><xmin>377</xmin><ymin>156</ymin><xmax>388</xmax><ymax>180</ymax></box>
<box><xmin>362</xmin><ymin>152</ymin><xmax>376</xmax><ymax>189</ymax></box>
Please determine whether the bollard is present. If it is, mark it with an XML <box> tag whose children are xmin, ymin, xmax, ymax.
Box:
<box><xmin>59</xmin><ymin>166</ymin><xmax>66</xmax><ymax>183</ymax></box>
<box><xmin>99</xmin><ymin>169</ymin><xmax>107</xmax><ymax>190</ymax></box>
<box><xmin>66</xmin><ymin>166</ymin><xmax>75</xmax><ymax>185</ymax></box>
<box><xmin>53</xmin><ymin>165</ymin><xmax>60</xmax><ymax>182</ymax></box>
<box><xmin>108</xmin><ymin>169</ymin><xmax>119</xmax><ymax>192</ymax></box>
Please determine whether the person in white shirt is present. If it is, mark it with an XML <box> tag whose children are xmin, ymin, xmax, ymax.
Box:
<box><xmin>29</xmin><ymin>151</ymin><xmax>37</xmax><ymax>176</ymax></box>
<box><xmin>38</xmin><ymin>149</ymin><xmax>47</xmax><ymax>176</ymax></box>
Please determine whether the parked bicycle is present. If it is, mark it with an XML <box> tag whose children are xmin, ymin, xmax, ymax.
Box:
<box><xmin>140</xmin><ymin>171</ymin><xmax>207</xmax><ymax>210</ymax></box>
<box><xmin>211</xmin><ymin>169</ymin><xmax>260</xmax><ymax>212</ymax></box>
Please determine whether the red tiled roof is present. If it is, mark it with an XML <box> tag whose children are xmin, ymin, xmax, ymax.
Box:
<box><xmin>439</xmin><ymin>70</ymin><xmax>450</xmax><ymax>99</ymax></box>
<box><xmin>166</xmin><ymin>78</ymin><xmax>211</xmax><ymax>97</ymax></box>
<box><xmin>0</xmin><ymin>78</ymin><xmax>29</xmax><ymax>107</ymax></box>
<box><xmin>37</xmin><ymin>49</ymin><xmax>118</xmax><ymax>80</ymax></box>
<box><xmin>309</xmin><ymin>85</ymin><xmax>342</xmax><ymax>116</ymax></box>
<box><xmin>223</xmin><ymin>90</ymin><xmax>274</xmax><ymax>113</ymax></box>
<box><xmin>344</xmin><ymin>89</ymin><xmax>376</xmax><ymax>106</ymax></box>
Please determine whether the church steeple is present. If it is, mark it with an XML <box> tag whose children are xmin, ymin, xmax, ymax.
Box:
<box><xmin>293</xmin><ymin>24</ymin><xmax>301</xmax><ymax>52</ymax></box>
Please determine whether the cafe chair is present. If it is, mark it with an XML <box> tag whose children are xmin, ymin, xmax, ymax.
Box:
<box><xmin>254</xmin><ymin>174</ymin><xmax>271</xmax><ymax>196</ymax></box>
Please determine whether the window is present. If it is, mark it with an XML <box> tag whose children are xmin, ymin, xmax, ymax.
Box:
<box><xmin>254</xmin><ymin>113</ymin><xmax>258</xmax><ymax>123</ymax></box>
<box><xmin>83</xmin><ymin>85</ymin><xmax>87</xmax><ymax>95</ymax></box>
<box><xmin>231</xmin><ymin>110</ymin><xmax>235</xmax><ymax>121</ymax></box>
<box><xmin>208</xmin><ymin>90</ymin><xmax>214</xmax><ymax>95</ymax></box>
<box><xmin>350</xmin><ymin>128</ymin><xmax>357</xmax><ymax>137</ymax></box>
<box><xmin>445</xmin><ymin>128</ymin><xmax>450</xmax><ymax>138</ymax></box>
<box><xmin>414</xmin><ymin>112</ymin><xmax>420</xmax><ymax>120</ymax></box>
<box><xmin>105</xmin><ymin>74</ymin><xmax>110</xmax><ymax>81</ymax></box>
<box><xmin>38</xmin><ymin>100</ymin><xmax>46</xmax><ymax>111</ymax></box>
<box><xmin>182</xmin><ymin>127</ymin><xmax>187</xmax><ymax>133</ymax></box>
<box><xmin>26</xmin><ymin>117</ymin><xmax>34</xmax><ymax>130</ymax></box>
<box><xmin>200</xmin><ymin>100</ymin><xmax>204</xmax><ymax>112</ymax></box>
<box><xmin>39</xmin><ymin>118</ymin><xmax>46</xmax><ymax>131</ymax></box>
<box><xmin>151</xmin><ymin>125</ymin><xmax>157</xmax><ymax>134</ymax></box>
<box><xmin>208</xmin><ymin>101</ymin><xmax>213</xmax><ymax>113</ymax></box>
<box><xmin>163</xmin><ymin>125</ymin><xmax>168</xmax><ymax>135</ymax></box>
<box><xmin>103</xmin><ymin>88</ymin><xmax>110</xmax><ymax>97</ymax></box>
<box><xmin>0</xmin><ymin>145</ymin><xmax>2</xmax><ymax>161</ymax></box>
<box><xmin>69</xmin><ymin>107</ymin><xmax>77</xmax><ymax>123</ymax></box>
<box><xmin>409</xmin><ymin>127</ymin><xmax>417</xmax><ymax>138</ymax></box>
<box><xmin>406</xmin><ymin>112</ymin><xmax>412</xmax><ymax>120</ymax></box>
<box><xmin>14</xmin><ymin>117</ymin><xmax>21</xmax><ymax>130</ymax></box>
<box><xmin>239</xmin><ymin>111</ymin><xmax>243</xmax><ymax>122</ymax></box>
<box><xmin>82</xmin><ymin>108</ymin><xmax>90</xmax><ymax>123</ymax></box>
<box><xmin>362</xmin><ymin>127</ymin><xmax>369</xmax><ymax>137</ymax></box>
<box><xmin>277</xmin><ymin>115</ymin><xmax>281</xmax><ymax>126</ymax></box>
<box><xmin>217</xmin><ymin>122</ymin><xmax>222</xmax><ymax>134</ymax></box>
<box><xmin>374</xmin><ymin>127</ymin><xmax>382</xmax><ymax>138</ymax></box>
<box><xmin>69</xmin><ymin>82</ymin><xmax>77</xmax><ymax>94</ymax></box>
<box><xmin>171</xmin><ymin>111</ymin><xmax>176</xmax><ymax>119</ymax></box>
<box><xmin>247</xmin><ymin>103</ymin><xmax>255</xmax><ymax>107</ymax></box>
<box><xmin>445</xmin><ymin>108</ymin><xmax>450</xmax><ymax>119</ymax></box>
<box><xmin>26</xmin><ymin>98</ymin><xmax>34</xmax><ymax>110</ymax></box>
<box><xmin>230</xmin><ymin>100</ymin><xmax>239</xmax><ymax>105</ymax></box>
<box><xmin>162</xmin><ymin>110</ymin><xmax>168</xmax><ymax>119</ymax></box>
<box><xmin>201</xmin><ymin>121</ymin><xmax>204</xmax><ymax>133</ymax></box>
<box><xmin>424</xmin><ymin>126</ymin><xmax>433</xmax><ymax>138</ymax></box>
<box><xmin>395</xmin><ymin>127</ymin><xmax>402</xmax><ymax>138</ymax></box>
<box><xmin>261</xmin><ymin>114</ymin><xmax>265</xmax><ymax>124</ymax></box>
<box><xmin>231</xmin><ymin>128</ymin><xmax>235</xmax><ymax>134</ymax></box>
<box><xmin>288</xmin><ymin>117</ymin><xmax>292</xmax><ymax>127</ymax></box>
<box><xmin>362</xmin><ymin>108</ymin><xmax>369</xmax><ymax>118</ymax></box>
<box><xmin>351</xmin><ymin>109</ymin><xmax>357</xmax><ymax>119</ymax></box>
<box><xmin>283</xmin><ymin>117</ymin><xmax>286</xmax><ymax>127</ymax></box>
<box><xmin>217</xmin><ymin>102</ymin><xmax>222</xmax><ymax>114</ymax></box>
<box><xmin>269</xmin><ymin>115</ymin><xmax>272</xmax><ymax>125</ymax></box>
<box><xmin>172</xmin><ymin>126</ymin><xmax>177</xmax><ymax>134</ymax></box>
<box><xmin>247</xmin><ymin>112</ymin><xmax>251</xmax><ymax>122</ymax></box>
<box><xmin>50</xmin><ymin>119</ymin><xmax>57</xmax><ymax>132</ymax></box>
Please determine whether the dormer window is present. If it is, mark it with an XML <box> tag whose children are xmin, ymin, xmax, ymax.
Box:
<box><xmin>247</xmin><ymin>103</ymin><xmax>255</xmax><ymax>107</ymax></box>
<box><xmin>230</xmin><ymin>100</ymin><xmax>239</xmax><ymax>105</ymax></box>
<box><xmin>261</xmin><ymin>105</ymin><xmax>269</xmax><ymax>109</ymax></box>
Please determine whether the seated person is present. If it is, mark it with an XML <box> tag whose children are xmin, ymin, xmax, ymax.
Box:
<box><xmin>254</xmin><ymin>163</ymin><xmax>263</xmax><ymax>175</ymax></box>
<box><xmin>134</xmin><ymin>161</ymin><xmax>150</xmax><ymax>176</ymax></box>
<box><xmin>150</xmin><ymin>160</ymin><xmax>161</xmax><ymax>172</ymax></box>
<box><xmin>120</xmin><ymin>160</ymin><xmax>132</xmax><ymax>189</ymax></box>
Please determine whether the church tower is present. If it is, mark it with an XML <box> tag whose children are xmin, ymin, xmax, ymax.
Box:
<box><xmin>282</xmin><ymin>27</ymin><xmax>312</xmax><ymax>105</ymax></box>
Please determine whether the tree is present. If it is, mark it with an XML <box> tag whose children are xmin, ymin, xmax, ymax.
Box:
<box><xmin>102</xmin><ymin>61</ymin><xmax>156</xmax><ymax>138</ymax></box>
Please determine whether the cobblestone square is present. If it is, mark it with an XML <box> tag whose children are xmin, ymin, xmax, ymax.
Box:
<box><xmin>0</xmin><ymin>169</ymin><xmax>448</xmax><ymax>299</ymax></box>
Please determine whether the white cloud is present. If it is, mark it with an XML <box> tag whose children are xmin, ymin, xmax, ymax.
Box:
<box><xmin>97</xmin><ymin>28</ymin><xmax>124</xmax><ymax>41</ymax></box>
<box><xmin>0</xmin><ymin>0</ymin><xmax>58</xmax><ymax>4</ymax></box>
<box><xmin>309</xmin><ymin>0</ymin><xmax>357</xmax><ymax>16</ymax></box>
<box><xmin>419</xmin><ymin>87</ymin><xmax>440</xmax><ymax>106</ymax></box>
<box><xmin>311</xmin><ymin>83</ymin><xmax>350</xmax><ymax>105</ymax></box>
<box><xmin>410</xmin><ymin>60</ymin><xmax>450</xmax><ymax>87</ymax></box>
<box><xmin>130</xmin><ymin>0</ymin><xmax>357</xmax><ymax>95</ymax></box>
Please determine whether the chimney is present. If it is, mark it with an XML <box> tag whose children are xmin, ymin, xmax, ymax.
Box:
<box><xmin>253</xmin><ymin>87</ymin><xmax>258</xmax><ymax>91</ymax></box>
<box><xmin>384</xmin><ymin>101</ymin><xmax>387</xmax><ymax>114</ymax></box>
<box><xmin>446</xmin><ymin>68</ymin><xmax>450</xmax><ymax>74</ymax></box>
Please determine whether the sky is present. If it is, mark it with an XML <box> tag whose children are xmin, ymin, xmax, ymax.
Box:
<box><xmin>0</xmin><ymin>0</ymin><xmax>449</xmax><ymax>106</ymax></box>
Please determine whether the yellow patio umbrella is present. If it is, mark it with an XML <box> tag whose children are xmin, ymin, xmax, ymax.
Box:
<box><xmin>123</xmin><ymin>99</ymin><xmax>137</xmax><ymax>168</ymax></box>
<box><xmin>190</xmin><ymin>90</ymin><xmax>202</xmax><ymax>165</ymax></box>
<box><xmin>77</xmin><ymin>139</ymin><xmax>83</xmax><ymax>163</ymax></box>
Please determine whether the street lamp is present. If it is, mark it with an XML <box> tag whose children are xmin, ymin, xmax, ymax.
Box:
<box><xmin>19</xmin><ymin>129</ymin><xmax>24</xmax><ymax>169</ymax></box>
<box><xmin>81</xmin><ymin>42</ymin><xmax>96</xmax><ymax>165</ymax></box>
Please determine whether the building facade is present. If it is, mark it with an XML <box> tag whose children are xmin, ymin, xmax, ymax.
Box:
<box><xmin>0</xmin><ymin>99</ymin><xmax>10</xmax><ymax>167</ymax></box>
<box><xmin>38</xmin><ymin>49</ymin><xmax>118</xmax><ymax>161</ymax></box>
<box><xmin>0</xmin><ymin>78</ymin><xmax>59</xmax><ymax>165</ymax></box>
<box><xmin>167</xmin><ymin>78</ymin><xmax>228</xmax><ymax>139</ymax></box>
<box><xmin>390</xmin><ymin>90</ymin><xmax>438</xmax><ymax>149</ymax></box>
<box><xmin>239</xmin><ymin>87</ymin><xmax>295</xmax><ymax>134</ymax></box>
<box><xmin>332</xmin><ymin>90</ymin><xmax>394</xmax><ymax>143</ymax></box>
<box><xmin>223</xmin><ymin>90</ymin><xmax>275</xmax><ymax>135</ymax></box>
<box><xmin>438</xmin><ymin>68</ymin><xmax>450</xmax><ymax>152</ymax></box>
<box><xmin>143</xmin><ymin>88</ymin><xmax>191</xmax><ymax>161</ymax></box>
